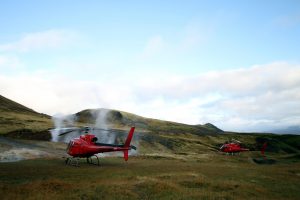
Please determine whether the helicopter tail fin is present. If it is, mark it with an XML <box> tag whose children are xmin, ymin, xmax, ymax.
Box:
<box><xmin>124</xmin><ymin>126</ymin><xmax>135</xmax><ymax>148</ymax></box>
<box><xmin>123</xmin><ymin>127</ymin><xmax>135</xmax><ymax>161</ymax></box>
<box><xmin>261</xmin><ymin>142</ymin><xmax>268</xmax><ymax>156</ymax></box>
<box><xmin>123</xmin><ymin>150</ymin><xmax>128</xmax><ymax>161</ymax></box>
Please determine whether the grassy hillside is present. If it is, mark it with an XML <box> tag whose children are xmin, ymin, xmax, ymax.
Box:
<box><xmin>0</xmin><ymin>95</ymin><xmax>52</xmax><ymax>136</ymax></box>
<box><xmin>1</xmin><ymin>95</ymin><xmax>299</xmax><ymax>156</ymax></box>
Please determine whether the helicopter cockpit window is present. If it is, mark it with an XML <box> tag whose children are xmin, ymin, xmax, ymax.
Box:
<box><xmin>67</xmin><ymin>141</ymin><xmax>73</xmax><ymax>151</ymax></box>
<box><xmin>92</xmin><ymin>137</ymin><xmax>98</xmax><ymax>143</ymax></box>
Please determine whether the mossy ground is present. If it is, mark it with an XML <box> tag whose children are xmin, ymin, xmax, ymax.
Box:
<box><xmin>0</xmin><ymin>152</ymin><xmax>299</xmax><ymax>200</ymax></box>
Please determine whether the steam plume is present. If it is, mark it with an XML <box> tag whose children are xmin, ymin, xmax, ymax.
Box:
<box><xmin>51</xmin><ymin>114</ymin><xmax>76</xmax><ymax>142</ymax></box>
<box><xmin>92</xmin><ymin>109</ymin><xmax>116</xmax><ymax>144</ymax></box>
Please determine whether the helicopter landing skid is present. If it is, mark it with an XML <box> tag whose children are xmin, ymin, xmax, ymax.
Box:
<box><xmin>65</xmin><ymin>157</ymin><xmax>80</xmax><ymax>167</ymax></box>
<box><xmin>86</xmin><ymin>155</ymin><xmax>100</xmax><ymax>166</ymax></box>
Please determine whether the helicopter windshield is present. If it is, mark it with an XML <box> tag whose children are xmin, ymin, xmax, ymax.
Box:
<box><xmin>67</xmin><ymin>141</ymin><xmax>73</xmax><ymax>151</ymax></box>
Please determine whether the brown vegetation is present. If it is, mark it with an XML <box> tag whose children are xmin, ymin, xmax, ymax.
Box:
<box><xmin>0</xmin><ymin>154</ymin><xmax>299</xmax><ymax>200</ymax></box>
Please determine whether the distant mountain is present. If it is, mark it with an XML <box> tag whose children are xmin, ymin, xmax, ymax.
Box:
<box><xmin>269</xmin><ymin>126</ymin><xmax>300</xmax><ymax>135</ymax></box>
<box><xmin>75</xmin><ymin>108</ymin><xmax>224</xmax><ymax>136</ymax></box>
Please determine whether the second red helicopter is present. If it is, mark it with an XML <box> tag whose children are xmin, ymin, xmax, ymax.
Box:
<box><xmin>219</xmin><ymin>139</ymin><xmax>249</xmax><ymax>154</ymax></box>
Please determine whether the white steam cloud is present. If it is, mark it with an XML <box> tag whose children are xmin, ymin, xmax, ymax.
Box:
<box><xmin>93</xmin><ymin>109</ymin><xmax>116</xmax><ymax>144</ymax></box>
<box><xmin>51</xmin><ymin>114</ymin><xmax>77</xmax><ymax>142</ymax></box>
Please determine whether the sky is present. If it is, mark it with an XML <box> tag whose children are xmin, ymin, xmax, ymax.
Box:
<box><xmin>0</xmin><ymin>0</ymin><xmax>300</xmax><ymax>132</ymax></box>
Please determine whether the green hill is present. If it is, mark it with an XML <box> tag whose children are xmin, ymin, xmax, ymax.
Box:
<box><xmin>75</xmin><ymin>108</ymin><xmax>223</xmax><ymax>135</ymax></box>
<box><xmin>0</xmin><ymin>95</ymin><xmax>52</xmax><ymax>139</ymax></box>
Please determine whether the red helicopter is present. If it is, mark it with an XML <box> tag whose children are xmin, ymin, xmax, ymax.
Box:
<box><xmin>57</xmin><ymin>126</ymin><xmax>136</xmax><ymax>166</ymax></box>
<box><xmin>219</xmin><ymin>139</ymin><xmax>249</xmax><ymax>154</ymax></box>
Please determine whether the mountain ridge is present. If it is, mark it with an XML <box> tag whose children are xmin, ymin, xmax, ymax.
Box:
<box><xmin>269</xmin><ymin>126</ymin><xmax>300</xmax><ymax>135</ymax></box>
<box><xmin>74</xmin><ymin>108</ymin><xmax>224</xmax><ymax>135</ymax></box>
<box><xmin>0</xmin><ymin>95</ymin><xmax>223</xmax><ymax>136</ymax></box>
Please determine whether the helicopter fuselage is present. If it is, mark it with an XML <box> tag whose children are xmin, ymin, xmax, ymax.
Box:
<box><xmin>66</xmin><ymin>127</ymin><xmax>136</xmax><ymax>161</ymax></box>
<box><xmin>67</xmin><ymin>135</ymin><xmax>132</xmax><ymax>157</ymax></box>
<box><xmin>220</xmin><ymin>142</ymin><xmax>249</xmax><ymax>153</ymax></box>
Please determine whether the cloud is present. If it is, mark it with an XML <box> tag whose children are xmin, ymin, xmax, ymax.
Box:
<box><xmin>0</xmin><ymin>29</ymin><xmax>78</xmax><ymax>52</ymax></box>
<box><xmin>136</xmin><ymin>62</ymin><xmax>300</xmax><ymax>99</ymax></box>
<box><xmin>0</xmin><ymin>62</ymin><xmax>299</xmax><ymax>132</ymax></box>
<box><xmin>129</xmin><ymin>62</ymin><xmax>300</xmax><ymax>131</ymax></box>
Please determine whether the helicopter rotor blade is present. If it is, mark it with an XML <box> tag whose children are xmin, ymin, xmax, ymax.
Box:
<box><xmin>230</xmin><ymin>138</ymin><xmax>241</xmax><ymax>144</ymax></box>
<box><xmin>51</xmin><ymin>127</ymin><xmax>79</xmax><ymax>136</ymax></box>
<box><xmin>58</xmin><ymin>129</ymin><xmax>76</xmax><ymax>136</ymax></box>
<box><xmin>53</xmin><ymin>126</ymin><xmax>138</xmax><ymax>136</ymax></box>
<box><xmin>91</xmin><ymin>127</ymin><xmax>128</xmax><ymax>134</ymax></box>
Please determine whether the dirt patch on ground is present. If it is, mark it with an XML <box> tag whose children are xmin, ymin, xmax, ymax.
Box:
<box><xmin>5</xmin><ymin>129</ymin><xmax>51</xmax><ymax>140</ymax></box>
<box><xmin>0</xmin><ymin>136</ymin><xmax>67</xmax><ymax>162</ymax></box>
<box><xmin>0</xmin><ymin>148</ymin><xmax>51</xmax><ymax>162</ymax></box>
<box><xmin>0</xmin><ymin>142</ymin><xmax>12</xmax><ymax>152</ymax></box>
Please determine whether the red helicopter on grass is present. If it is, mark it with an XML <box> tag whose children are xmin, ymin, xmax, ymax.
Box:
<box><xmin>219</xmin><ymin>139</ymin><xmax>249</xmax><ymax>154</ymax></box>
<box><xmin>56</xmin><ymin>126</ymin><xmax>136</xmax><ymax>166</ymax></box>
